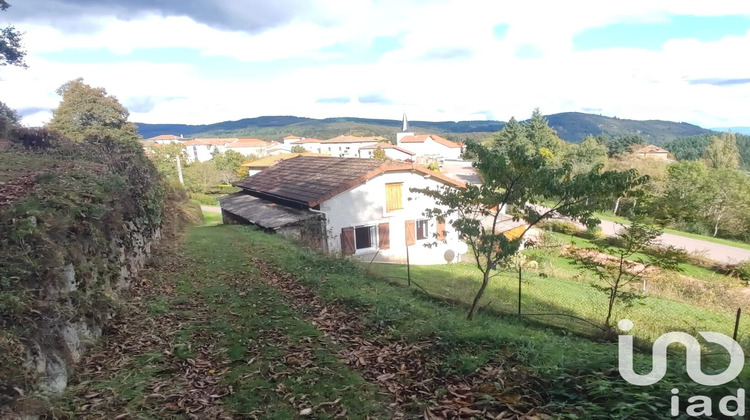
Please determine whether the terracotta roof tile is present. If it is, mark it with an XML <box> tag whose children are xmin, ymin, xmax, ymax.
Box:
<box><xmin>359</xmin><ymin>142</ymin><xmax>416</xmax><ymax>155</ymax></box>
<box><xmin>322</xmin><ymin>135</ymin><xmax>385</xmax><ymax>144</ymax></box>
<box><xmin>227</xmin><ymin>138</ymin><xmax>273</xmax><ymax>148</ymax></box>
<box><xmin>235</xmin><ymin>156</ymin><xmax>464</xmax><ymax>207</ymax></box>
<box><xmin>183</xmin><ymin>138</ymin><xmax>237</xmax><ymax>146</ymax></box>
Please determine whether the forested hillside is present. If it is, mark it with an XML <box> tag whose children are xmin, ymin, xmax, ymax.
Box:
<box><xmin>136</xmin><ymin>112</ymin><xmax>713</xmax><ymax>143</ymax></box>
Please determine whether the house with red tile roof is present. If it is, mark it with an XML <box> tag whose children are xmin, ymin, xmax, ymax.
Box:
<box><xmin>633</xmin><ymin>144</ymin><xmax>672</xmax><ymax>161</ymax></box>
<box><xmin>358</xmin><ymin>142</ymin><xmax>416</xmax><ymax>160</ymax></box>
<box><xmin>226</xmin><ymin>138</ymin><xmax>276</xmax><ymax>157</ymax></box>
<box><xmin>319</xmin><ymin>135</ymin><xmax>386</xmax><ymax>158</ymax></box>
<box><xmin>183</xmin><ymin>138</ymin><xmax>238</xmax><ymax>162</ymax></box>
<box><xmin>395</xmin><ymin>114</ymin><xmax>463</xmax><ymax>159</ymax></box>
<box><xmin>146</xmin><ymin>134</ymin><xmax>185</xmax><ymax>144</ymax></box>
<box><xmin>221</xmin><ymin>156</ymin><xmax>469</xmax><ymax>264</ymax></box>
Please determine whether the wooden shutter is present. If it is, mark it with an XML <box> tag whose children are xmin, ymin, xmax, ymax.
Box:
<box><xmin>378</xmin><ymin>223</ymin><xmax>390</xmax><ymax>250</ymax></box>
<box><xmin>341</xmin><ymin>227</ymin><xmax>355</xmax><ymax>255</ymax></box>
<box><xmin>385</xmin><ymin>183</ymin><xmax>403</xmax><ymax>212</ymax></box>
<box><xmin>405</xmin><ymin>220</ymin><xmax>416</xmax><ymax>246</ymax></box>
<box><xmin>436</xmin><ymin>219</ymin><xmax>446</xmax><ymax>241</ymax></box>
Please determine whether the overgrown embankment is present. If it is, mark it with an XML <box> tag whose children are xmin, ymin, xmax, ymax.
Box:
<box><xmin>0</xmin><ymin>132</ymin><xmax>200</xmax><ymax>415</ymax></box>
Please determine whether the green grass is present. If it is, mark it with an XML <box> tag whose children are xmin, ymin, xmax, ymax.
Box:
<box><xmin>202</xmin><ymin>209</ymin><xmax>222</xmax><ymax>225</ymax></box>
<box><xmin>217</xmin><ymin>224</ymin><xmax>746</xmax><ymax>418</ymax></box>
<box><xmin>547</xmin><ymin>231</ymin><xmax>735</xmax><ymax>285</ymax></box>
<box><xmin>594</xmin><ymin>211</ymin><xmax>750</xmax><ymax>251</ymax></box>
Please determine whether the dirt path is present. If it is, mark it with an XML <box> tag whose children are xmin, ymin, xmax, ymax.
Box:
<box><xmin>55</xmin><ymin>225</ymin><xmax>548</xmax><ymax>419</ymax></box>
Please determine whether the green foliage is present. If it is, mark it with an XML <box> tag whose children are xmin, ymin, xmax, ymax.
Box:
<box><xmin>290</xmin><ymin>145</ymin><xmax>306</xmax><ymax>153</ymax></box>
<box><xmin>703</xmin><ymin>132</ymin><xmax>740</xmax><ymax>169</ymax></box>
<box><xmin>573</xmin><ymin>217</ymin><xmax>681</xmax><ymax>330</ymax></box>
<box><xmin>47</xmin><ymin>78</ymin><xmax>139</xmax><ymax>142</ymax></box>
<box><xmin>542</xmin><ymin>220</ymin><xmax>581</xmax><ymax>235</ymax></box>
<box><xmin>665</xmin><ymin>133</ymin><xmax>750</xmax><ymax>170</ymax></box>
<box><xmin>183</xmin><ymin>161</ymin><xmax>222</xmax><ymax>194</ymax></box>
<box><xmin>0</xmin><ymin>2</ymin><xmax>26</xmax><ymax>68</ymax></box>
<box><xmin>414</xmin><ymin>112</ymin><xmax>644</xmax><ymax>319</ymax></box>
<box><xmin>567</xmin><ymin>135</ymin><xmax>608</xmax><ymax>174</ymax></box>
<box><xmin>372</xmin><ymin>147</ymin><xmax>386</xmax><ymax>160</ymax></box>
<box><xmin>736</xmin><ymin>260</ymin><xmax>750</xmax><ymax>282</ymax></box>
<box><xmin>211</xmin><ymin>149</ymin><xmax>246</xmax><ymax>182</ymax></box>
<box><xmin>426</xmin><ymin>161</ymin><xmax>439</xmax><ymax>171</ymax></box>
<box><xmin>598</xmin><ymin>134</ymin><xmax>643</xmax><ymax>157</ymax></box>
<box><xmin>147</xmin><ymin>142</ymin><xmax>188</xmax><ymax>183</ymax></box>
<box><xmin>0</xmin><ymin>99</ymin><xmax>19</xmax><ymax>138</ymax></box>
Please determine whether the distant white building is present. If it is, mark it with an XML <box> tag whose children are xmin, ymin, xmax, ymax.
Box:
<box><xmin>395</xmin><ymin>114</ymin><xmax>463</xmax><ymax>160</ymax></box>
<box><xmin>146</xmin><ymin>134</ymin><xmax>185</xmax><ymax>144</ymax></box>
<box><xmin>290</xmin><ymin>137</ymin><xmax>325</xmax><ymax>153</ymax></box>
<box><xmin>319</xmin><ymin>135</ymin><xmax>384</xmax><ymax>158</ymax></box>
<box><xmin>358</xmin><ymin>143</ymin><xmax>416</xmax><ymax>160</ymax></box>
<box><xmin>183</xmin><ymin>138</ymin><xmax>237</xmax><ymax>162</ymax></box>
<box><xmin>226</xmin><ymin>138</ymin><xmax>276</xmax><ymax>157</ymax></box>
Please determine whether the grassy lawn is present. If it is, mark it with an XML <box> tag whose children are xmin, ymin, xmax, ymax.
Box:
<box><xmin>202</xmin><ymin>209</ymin><xmax>222</xmax><ymax>225</ymax></box>
<box><xmin>547</xmin><ymin>231</ymin><xmax>736</xmax><ymax>285</ymax></box>
<box><xmin>594</xmin><ymin>211</ymin><xmax>750</xmax><ymax>251</ymax></box>
<box><xmin>366</xmin><ymin>260</ymin><xmax>749</xmax><ymax>346</ymax></box>
<box><xmin>57</xmin><ymin>221</ymin><xmax>747</xmax><ymax>418</ymax></box>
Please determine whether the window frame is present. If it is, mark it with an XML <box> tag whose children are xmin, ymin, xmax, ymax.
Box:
<box><xmin>416</xmin><ymin>219</ymin><xmax>429</xmax><ymax>241</ymax></box>
<box><xmin>353</xmin><ymin>224</ymin><xmax>378</xmax><ymax>252</ymax></box>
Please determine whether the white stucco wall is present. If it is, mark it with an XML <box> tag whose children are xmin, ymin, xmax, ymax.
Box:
<box><xmin>319</xmin><ymin>171</ymin><xmax>464</xmax><ymax>265</ymax></box>
<box><xmin>228</xmin><ymin>146</ymin><xmax>267</xmax><ymax>157</ymax></box>
<box><xmin>187</xmin><ymin>144</ymin><xmax>227</xmax><ymax>162</ymax></box>
<box><xmin>358</xmin><ymin>148</ymin><xmax>414</xmax><ymax>160</ymax></box>
<box><xmin>321</xmin><ymin>142</ymin><xmax>379</xmax><ymax>158</ymax></box>
<box><xmin>398</xmin><ymin>137</ymin><xmax>462</xmax><ymax>160</ymax></box>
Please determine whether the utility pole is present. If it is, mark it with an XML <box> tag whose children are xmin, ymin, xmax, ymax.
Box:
<box><xmin>176</xmin><ymin>154</ymin><xmax>184</xmax><ymax>186</ymax></box>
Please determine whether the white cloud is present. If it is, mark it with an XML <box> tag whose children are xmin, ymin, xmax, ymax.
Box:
<box><xmin>2</xmin><ymin>0</ymin><xmax>750</xmax><ymax>129</ymax></box>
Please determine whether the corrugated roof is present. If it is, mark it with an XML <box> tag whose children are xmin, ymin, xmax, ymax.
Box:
<box><xmin>235</xmin><ymin>156</ymin><xmax>465</xmax><ymax>207</ymax></box>
<box><xmin>399</xmin><ymin>134</ymin><xmax>462</xmax><ymax>148</ymax></box>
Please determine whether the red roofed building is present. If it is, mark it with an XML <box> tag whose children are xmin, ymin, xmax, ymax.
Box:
<box><xmin>395</xmin><ymin>114</ymin><xmax>463</xmax><ymax>160</ymax></box>
<box><xmin>183</xmin><ymin>138</ymin><xmax>238</xmax><ymax>162</ymax></box>
<box><xmin>221</xmin><ymin>156</ymin><xmax>469</xmax><ymax>264</ymax></box>
<box><xmin>226</xmin><ymin>138</ymin><xmax>276</xmax><ymax>157</ymax></box>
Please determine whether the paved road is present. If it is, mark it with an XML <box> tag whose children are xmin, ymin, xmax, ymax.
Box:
<box><xmin>202</xmin><ymin>205</ymin><xmax>221</xmax><ymax>214</ymax></box>
<box><xmin>598</xmin><ymin>220</ymin><xmax>750</xmax><ymax>264</ymax></box>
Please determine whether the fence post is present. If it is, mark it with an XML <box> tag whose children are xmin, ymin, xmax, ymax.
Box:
<box><xmin>733</xmin><ymin>307</ymin><xmax>741</xmax><ymax>342</ymax></box>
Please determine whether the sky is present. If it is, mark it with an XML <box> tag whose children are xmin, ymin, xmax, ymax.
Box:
<box><xmin>1</xmin><ymin>0</ymin><xmax>750</xmax><ymax>129</ymax></box>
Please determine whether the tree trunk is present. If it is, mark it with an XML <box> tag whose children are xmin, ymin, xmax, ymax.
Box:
<box><xmin>517</xmin><ymin>265</ymin><xmax>522</xmax><ymax>315</ymax></box>
<box><xmin>713</xmin><ymin>214</ymin><xmax>722</xmax><ymax>237</ymax></box>
<box><xmin>468</xmin><ymin>270</ymin><xmax>491</xmax><ymax>320</ymax></box>
<box><xmin>613</xmin><ymin>197</ymin><xmax>621</xmax><ymax>215</ymax></box>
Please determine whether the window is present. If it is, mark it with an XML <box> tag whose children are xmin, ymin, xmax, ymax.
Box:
<box><xmin>355</xmin><ymin>225</ymin><xmax>377</xmax><ymax>249</ymax></box>
<box><xmin>385</xmin><ymin>183</ymin><xmax>403</xmax><ymax>212</ymax></box>
<box><xmin>416</xmin><ymin>219</ymin><xmax>429</xmax><ymax>240</ymax></box>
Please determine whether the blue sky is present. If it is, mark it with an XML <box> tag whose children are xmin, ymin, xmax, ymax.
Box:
<box><xmin>1</xmin><ymin>1</ymin><xmax>749</xmax><ymax>128</ymax></box>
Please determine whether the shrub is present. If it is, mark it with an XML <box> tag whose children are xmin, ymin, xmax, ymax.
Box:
<box><xmin>737</xmin><ymin>260</ymin><xmax>750</xmax><ymax>282</ymax></box>
<box><xmin>541</xmin><ymin>220</ymin><xmax>581</xmax><ymax>235</ymax></box>
<box><xmin>580</xmin><ymin>225</ymin><xmax>604</xmax><ymax>240</ymax></box>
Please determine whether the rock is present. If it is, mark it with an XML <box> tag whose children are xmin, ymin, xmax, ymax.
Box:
<box><xmin>300</xmin><ymin>408</ymin><xmax>313</xmax><ymax>416</ymax></box>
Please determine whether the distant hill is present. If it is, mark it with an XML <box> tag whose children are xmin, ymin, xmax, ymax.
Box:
<box><xmin>545</xmin><ymin>112</ymin><xmax>712</xmax><ymax>142</ymax></box>
<box><xmin>135</xmin><ymin>113</ymin><xmax>713</xmax><ymax>144</ymax></box>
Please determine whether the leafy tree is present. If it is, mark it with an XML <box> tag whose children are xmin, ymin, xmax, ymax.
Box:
<box><xmin>493</xmin><ymin>116</ymin><xmax>525</xmax><ymax>146</ymax></box>
<box><xmin>600</xmin><ymin>134</ymin><xmax>643</xmax><ymax>157</ymax></box>
<box><xmin>414</xmin><ymin>137</ymin><xmax>643</xmax><ymax>320</ymax></box>
<box><xmin>291</xmin><ymin>145</ymin><xmax>306</xmax><ymax>153</ymax></box>
<box><xmin>1</xmin><ymin>1</ymin><xmax>26</xmax><ymax>68</ymax></box>
<box><xmin>567</xmin><ymin>135</ymin><xmax>607</xmax><ymax>175</ymax></box>
<box><xmin>703</xmin><ymin>133</ymin><xmax>740</xmax><ymax>169</ymax></box>
<box><xmin>183</xmin><ymin>161</ymin><xmax>222</xmax><ymax>193</ymax></box>
<box><xmin>372</xmin><ymin>147</ymin><xmax>386</xmax><ymax>160</ymax></box>
<box><xmin>47</xmin><ymin>78</ymin><xmax>138</xmax><ymax>142</ymax></box>
<box><xmin>0</xmin><ymin>99</ymin><xmax>19</xmax><ymax>138</ymax></box>
<box><xmin>212</xmin><ymin>149</ymin><xmax>246</xmax><ymax>183</ymax></box>
<box><xmin>657</xmin><ymin>161</ymin><xmax>707</xmax><ymax>225</ymax></box>
<box><xmin>573</xmin><ymin>217</ymin><xmax>682</xmax><ymax>331</ymax></box>
<box><xmin>701</xmin><ymin>169</ymin><xmax>749</xmax><ymax>237</ymax></box>
<box><xmin>523</xmin><ymin>108</ymin><xmax>566</xmax><ymax>157</ymax></box>
<box><xmin>149</xmin><ymin>142</ymin><xmax>188</xmax><ymax>183</ymax></box>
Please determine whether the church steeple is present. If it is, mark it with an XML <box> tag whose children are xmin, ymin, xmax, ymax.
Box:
<box><xmin>397</xmin><ymin>112</ymin><xmax>415</xmax><ymax>144</ymax></box>
<box><xmin>401</xmin><ymin>112</ymin><xmax>409</xmax><ymax>132</ymax></box>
